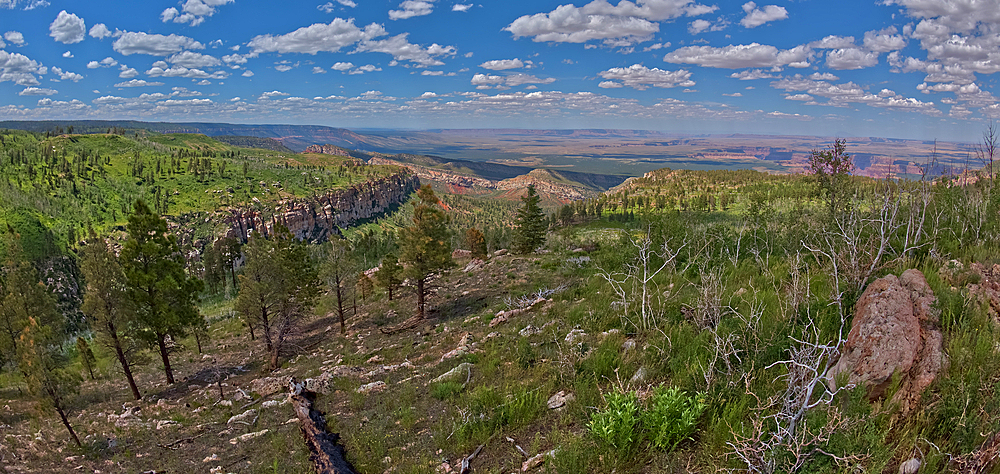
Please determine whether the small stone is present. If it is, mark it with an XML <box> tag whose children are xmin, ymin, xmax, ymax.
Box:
<box><xmin>203</xmin><ymin>454</ymin><xmax>220</xmax><ymax>463</ymax></box>
<box><xmin>621</xmin><ymin>339</ymin><xmax>636</xmax><ymax>352</ymax></box>
<box><xmin>433</xmin><ymin>362</ymin><xmax>474</xmax><ymax>384</ymax></box>
<box><xmin>356</xmin><ymin>381</ymin><xmax>387</xmax><ymax>394</ymax></box>
<box><xmin>565</xmin><ymin>329</ymin><xmax>586</xmax><ymax>344</ymax></box>
<box><xmin>630</xmin><ymin>366</ymin><xmax>647</xmax><ymax>386</ymax></box>
<box><xmin>229</xmin><ymin>429</ymin><xmax>269</xmax><ymax>444</ymax></box>
<box><xmin>521</xmin><ymin>450</ymin><xmax>555</xmax><ymax>471</ymax></box>
<box><xmin>218</xmin><ymin>400</ymin><xmax>232</xmax><ymax>407</ymax></box>
<box><xmin>899</xmin><ymin>458</ymin><xmax>920</xmax><ymax>474</ymax></box>
<box><xmin>155</xmin><ymin>420</ymin><xmax>180</xmax><ymax>430</ymax></box>
<box><xmin>547</xmin><ymin>391</ymin><xmax>567</xmax><ymax>409</ymax></box>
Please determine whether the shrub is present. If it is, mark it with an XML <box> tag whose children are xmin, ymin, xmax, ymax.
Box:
<box><xmin>430</xmin><ymin>381</ymin><xmax>463</xmax><ymax>400</ymax></box>
<box><xmin>589</xmin><ymin>390</ymin><xmax>642</xmax><ymax>455</ymax></box>
<box><xmin>644</xmin><ymin>386</ymin><xmax>706</xmax><ymax>452</ymax></box>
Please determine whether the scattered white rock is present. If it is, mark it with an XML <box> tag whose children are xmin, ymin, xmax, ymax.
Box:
<box><xmin>899</xmin><ymin>458</ymin><xmax>921</xmax><ymax>474</ymax></box>
<box><xmin>227</xmin><ymin>409</ymin><xmax>256</xmax><ymax>425</ymax></box>
<box><xmin>356</xmin><ymin>381</ymin><xmax>387</xmax><ymax>394</ymax></box>
<box><xmin>565</xmin><ymin>329</ymin><xmax>586</xmax><ymax>344</ymax></box>
<box><xmin>546</xmin><ymin>391</ymin><xmax>575</xmax><ymax>410</ymax></box>
<box><xmin>521</xmin><ymin>450</ymin><xmax>556</xmax><ymax>471</ymax></box>
<box><xmin>433</xmin><ymin>363</ymin><xmax>474</xmax><ymax>384</ymax></box>
<box><xmin>261</xmin><ymin>399</ymin><xmax>288</xmax><ymax>409</ymax></box>
<box><xmin>229</xmin><ymin>429</ymin><xmax>269</xmax><ymax>444</ymax></box>
<box><xmin>218</xmin><ymin>400</ymin><xmax>233</xmax><ymax>407</ymax></box>
<box><xmin>155</xmin><ymin>420</ymin><xmax>180</xmax><ymax>430</ymax></box>
<box><xmin>519</xmin><ymin>325</ymin><xmax>541</xmax><ymax>337</ymax></box>
<box><xmin>203</xmin><ymin>453</ymin><xmax>220</xmax><ymax>462</ymax></box>
<box><xmin>630</xmin><ymin>366</ymin><xmax>647</xmax><ymax>386</ymax></box>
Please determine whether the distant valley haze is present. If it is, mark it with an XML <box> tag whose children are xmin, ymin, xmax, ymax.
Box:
<box><xmin>1</xmin><ymin>0</ymin><xmax>999</xmax><ymax>142</ymax></box>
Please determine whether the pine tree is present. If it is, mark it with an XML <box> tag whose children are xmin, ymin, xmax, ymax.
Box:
<box><xmin>514</xmin><ymin>184</ymin><xmax>547</xmax><ymax>254</ymax></box>
<box><xmin>375</xmin><ymin>254</ymin><xmax>402</xmax><ymax>301</ymax></box>
<box><xmin>398</xmin><ymin>185</ymin><xmax>452</xmax><ymax>320</ymax></box>
<box><xmin>235</xmin><ymin>225</ymin><xmax>321</xmax><ymax>370</ymax></box>
<box><xmin>121</xmin><ymin>200</ymin><xmax>204</xmax><ymax>385</ymax></box>
<box><xmin>80</xmin><ymin>236</ymin><xmax>142</xmax><ymax>400</ymax></box>
<box><xmin>320</xmin><ymin>238</ymin><xmax>355</xmax><ymax>335</ymax></box>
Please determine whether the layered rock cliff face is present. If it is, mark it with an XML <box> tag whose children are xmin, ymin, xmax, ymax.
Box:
<box><xmin>224</xmin><ymin>172</ymin><xmax>419</xmax><ymax>243</ymax></box>
<box><xmin>303</xmin><ymin>144</ymin><xmax>354</xmax><ymax>157</ymax></box>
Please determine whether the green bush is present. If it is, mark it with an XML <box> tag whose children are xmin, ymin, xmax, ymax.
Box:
<box><xmin>644</xmin><ymin>386</ymin><xmax>706</xmax><ymax>451</ymax></box>
<box><xmin>430</xmin><ymin>381</ymin><xmax>463</xmax><ymax>400</ymax></box>
<box><xmin>588</xmin><ymin>390</ymin><xmax>642</xmax><ymax>455</ymax></box>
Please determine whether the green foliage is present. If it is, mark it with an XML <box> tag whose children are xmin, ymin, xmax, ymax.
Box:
<box><xmin>644</xmin><ymin>386</ymin><xmax>706</xmax><ymax>452</ymax></box>
<box><xmin>398</xmin><ymin>185</ymin><xmax>452</xmax><ymax>319</ymax></box>
<box><xmin>374</xmin><ymin>253</ymin><xmax>402</xmax><ymax>301</ymax></box>
<box><xmin>589</xmin><ymin>389</ymin><xmax>642</xmax><ymax>456</ymax></box>
<box><xmin>235</xmin><ymin>224</ymin><xmax>321</xmax><ymax>370</ymax></box>
<box><xmin>464</xmin><ymin>227</ymin><xmax>487</xmax><ymax>259</ymax></box>
<box><xmin>121</xmin><ymin>200</ymin><xmax>203</xmax><ymax>384</ymax></box>
<box><xmin>79</xmin><ymin>235</ymin><xmax>142</xmax><ymax>399</ymax></box>
<box><xmin>808</xmin><ymin>139</ymin><xmax>854</xmax><ymax>219</ymax></box>
<box><xmin>514</xmin><ymin>184</ymin><xmax>546</xmax><ymax>254</ymax></box>
<box><xmin>430</xmin><ymin>381</ymin><xmax>463</xmax><ymax>400</ymax></box>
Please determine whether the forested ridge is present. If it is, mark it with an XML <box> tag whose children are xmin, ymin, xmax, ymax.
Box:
<box><xmin>0</xmin><ymin>129</ymin><xmax>999</xmax><ymax>474</ymax></box>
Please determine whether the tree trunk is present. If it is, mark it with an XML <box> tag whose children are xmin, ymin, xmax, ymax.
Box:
<box><xmin>336</xmin><ymin>280</ymin><xmax>345</xmax><ymax>335</ymax></box>
<box><xmin>291</xmin><ymin>389</ymin><xmax>357</xmax><ymax>474</ymax></box>
<box><xmin>194</xmin><ymin>331</ymin><xmax>203</xmax><ymax>354</ymax></box>
<box><xmin>156</xmin><ymin>333</ymin><xmax>174</xmax><ymax>384</ymax></box>
<box><xmin>387</xmin><ymin>285</ymin><xmax>393</xmax><ymax>301</ymax></box>
<box><xmin>247</xmin><ymin>319</ymin><xmax>256</xmax><ymax>340</ymax></box>
<box><xmin>416</xmin><ymin>277</ymin><xmax>425</xmax><ymax>320</ymax></box>
<box><xmin>54</xmin><ymin>403</ymin><xmax>81</xmax><ymax>448</ymax></box>
<box><xmin>270</xmin><ymin>347</ymin><xmax>280</xmax><ymax>371</ymax></box>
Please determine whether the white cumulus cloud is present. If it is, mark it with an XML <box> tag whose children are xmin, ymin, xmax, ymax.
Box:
<box><xmin>0</xmin><ymin>50</ymin><xmax>42</xmax><ymax>86</ymax></box>
<box><xmin>389</xmin><ymin>0</ymin><xmax>434</xmax><ymax>20</ymax></box>
<box><xmin>356</xmin><ymin>34</ymin><xmax>456</xmax><ymax>66</ymax></box>
<box><xmin>249</xmin><ymin>19</ymin><xmax>385</xmax><ymax>54</ymax></box>
<box><xmin>114</xmin><ymin>79</ymin><xmax>165</xmax><ymax>87</ymax></box>
<box><xmin>739</xmin><ymin>2</ymin><xmax>787</xmax><ymax>28</ymax></box>
<box><xmin>161</xmin><ymin>0</ymin><xmax>234</xmax><ymax>27</ymax></box>
<box><xmin>4</xmin><ymin>31</ymin><xmax>25</xmax><ymax>45</ymax></box>
<box><xmin>453</xmin><ymin>4</ymin><xmax>472</xmax><ymax>12</ymax></box>
<box><xmin>479</xmin><ymin>58</ymin><xmax>524</xmax><ymax>70</ymax></box>
<box><xmin>826</xmin><ymin>48</ymin><xmax>879</xmax><ymax>70</ymax></box>
<box><xmin>664</xmin><ymin>42</ymin><xmax>811</xmax><ymax>68</ymax></box>
<box><xmin>318</xmin><ymin>0</ymin><xmax>356</xmax><ymax>12</ymax></box>
<box><xmin>505</xmin><ymin>0</ymin><xmax>717</xmax><ymax>46</ymax></box>
<box><xmin>168</xmin><ymin>51</ymin><xmax>222</xmax><ymax>68</ymax></box>
<box><xmin>19</xmin><ymin>86</ymin><xmax>57</xmax><ymax>95</ymax></box>
<box><xmin>113</xmin><ymin>32</ymin><xmax>205</xmax><ymax>56</ymax></box>
<box><xmin>89</xmin><ymin>23</ymin><xmax>112</xmax><ymax>39</ymax></box>
<box><xmin>49</xmin><ymin>10</ymin><xmax>86</xmax><ymax>44</ymax></box>
<box><xmin>598</xmin><ymin>64</ymin><xmax>694</xmax><ymax>90</ymax></box>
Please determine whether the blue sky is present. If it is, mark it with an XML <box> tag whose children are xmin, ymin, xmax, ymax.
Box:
<box><xmin>1</xmin><ymin>0</ymin><xmax>998</xmax><ymax>141</ymax></box>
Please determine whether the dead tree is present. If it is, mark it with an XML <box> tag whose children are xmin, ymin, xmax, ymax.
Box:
<box><xmin>290</xmin><ymin>383</ymin><xmax>357</xmax><ymax>474</ymax></box>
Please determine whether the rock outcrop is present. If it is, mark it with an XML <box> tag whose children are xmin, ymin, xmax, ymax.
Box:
<box><xmin>303</xmin><ymin>144</ymin><xmax>354</xmax><ymax>158</ymax></box>
<box><xmin>827</xmin><ymin>269</ymin><xmax>946</xmax><ymax>413</ymax></box>
<box><xmin>225</xmin><ymin>172</ymin><xmax>418</xmax><ymax>242</ymax></box>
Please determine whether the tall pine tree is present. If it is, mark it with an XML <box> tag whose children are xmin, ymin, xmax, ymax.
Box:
<box><xmin>398</xmin><ymin>185</ymin><xmax>452</xmax><ymax>320</ymax></box>
<box><xmin>121</xmin><ymin>200</ymin><xmax>203</xmax><ymax>385</ymax></box>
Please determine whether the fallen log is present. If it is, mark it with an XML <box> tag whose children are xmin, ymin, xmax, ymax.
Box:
<box><xmin>290</xmin><ymin>386</ymin><xmax>358</xmax><ymax>474</ymax></box>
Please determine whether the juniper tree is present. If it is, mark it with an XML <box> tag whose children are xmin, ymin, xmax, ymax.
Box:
<box><xmin>465</xmin><ymin>228</ymin><xmax>487</xmax><ymax>259</ymax></box>
<box><xmin>19</xmin><ymin>315</ymin><xmax>82</xmax><ymax>448</ymax></box>
<box><xmin>121</xmin><ymin>200</ymin><xmax>203</xmax><ymax>385</ymax></box>
<box><xmin>514</xmin><ymin>184</ymin><xmax>546</xmax><ymax>254</ymax></box>
<box><xmin>808</xmin><ymin>139</ymin><xmax>854</xmax><ymax>220</ymax></box>
<box><xmin>398</xmin><ymin>185</ymin><xmax>452</xmax><ymax>320</ymax></box>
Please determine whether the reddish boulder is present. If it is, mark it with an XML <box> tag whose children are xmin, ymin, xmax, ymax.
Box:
<box><xmin>827</xmin><ymin>269</ymin><xmax>946</xmax><ymax>412</ymax></box>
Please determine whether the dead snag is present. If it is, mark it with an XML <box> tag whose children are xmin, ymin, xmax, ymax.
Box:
<box><xmin>291</xmin><ymin>388</ymin><xmax>357</xmax><ymax>474</ymax></box>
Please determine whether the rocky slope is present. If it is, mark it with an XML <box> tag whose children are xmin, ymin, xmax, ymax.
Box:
<box><xmin>223</xmin><ymin>171</ymin><xmax>419</xmax><ymax>242</ymax></box>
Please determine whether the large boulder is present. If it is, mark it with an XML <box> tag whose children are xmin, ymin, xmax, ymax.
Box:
<box><xmin>827</xmin><ymin>269</ymin><xmax>946</xmax><ymax>413</ymax></box>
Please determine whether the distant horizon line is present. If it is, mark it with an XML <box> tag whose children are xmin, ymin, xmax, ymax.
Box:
<box><xmin>0</xmin><ymin>119</ymin><xmax>976</xmax><ymax>144</ymax></box>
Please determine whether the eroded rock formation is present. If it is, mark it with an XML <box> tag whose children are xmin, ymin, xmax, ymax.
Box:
<box><xmin>827</xmin><ymin>269</ymin><xmax>946</xmax><ymax>413</ymax></box>
<box><xmin>225</xmin><ymin>172</ymin><xmax>418</xmax><ymax>243</ymax></box>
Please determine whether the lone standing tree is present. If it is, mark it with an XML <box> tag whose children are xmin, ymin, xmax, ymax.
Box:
<box><xmin>121</xmin><ymin>200</ymin><xmax>203</xmax><ymax>385</ymax></box>
<box><xmin>808</xmin><ymin>138</ymin><xmax>854</xmax><ymax>220</ymax></box>
<box><xmin>399</xmin><ymin>185</ymin><xmax>452</xmax><ymax>320</ymax></box>
<box><xmin>514</xmin><ymin>184</ymin><xmax>547</xmax><ymax>254</ymax></box>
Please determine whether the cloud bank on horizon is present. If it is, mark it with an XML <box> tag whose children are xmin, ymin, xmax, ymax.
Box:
<box><xmin>1</xmin><ymin>0</ymin><xmax>999</xmax><ymax>141</ymax></box>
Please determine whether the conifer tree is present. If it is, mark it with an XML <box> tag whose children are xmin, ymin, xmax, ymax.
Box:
<box><xmin>398</xmin><ymin>185</ymin><xmax>452</xmax><ymax>320</ymax></box>
<box><xmin>19</xmin><ymin>315</ymin><xmax>82</xmax><ymax>448</ymax></box>
<box><xmin>375</xmin><ymin>253</ymin><xmax>402</xmax><ymax>301</ymax></box>
<box><xmin>514</xmin><ymin>184</ymin><xmax>547</xmax><ymax>254</ymax></box>
<box><xmin>121</xmin><ymin>200</ymin><xmax>203</xmax><ymax>385</ymax></box>
<box><xmin>235</xmin><ymin>225</ymin><xmax>321</xmax><ymax>370</ymax></box>
<box><xmin>320</xmin><ymin>238</ymin><xmax>355</xmax><ymax>334</ymax></box>
<box><xmin>465</xmin><ymin>228</ymin><xmax>487</xmax><ymax>259</ymax></box>
<box><xmin>80</xmin><ymin>236</ymin><xmax>142</xmax><ymax>400</ymax></box>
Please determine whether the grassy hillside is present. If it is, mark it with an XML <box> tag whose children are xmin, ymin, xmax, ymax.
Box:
<box><xmin>0</xmin><ymin>129</ymin><xmax>405</xmax><ymax>249</ymax></box>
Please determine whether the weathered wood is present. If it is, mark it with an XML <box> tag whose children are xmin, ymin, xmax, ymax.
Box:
<box><xmin>291</xmin><ymin>389</ymin><xmax>357</xmax><ymax>474</ymax></box>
